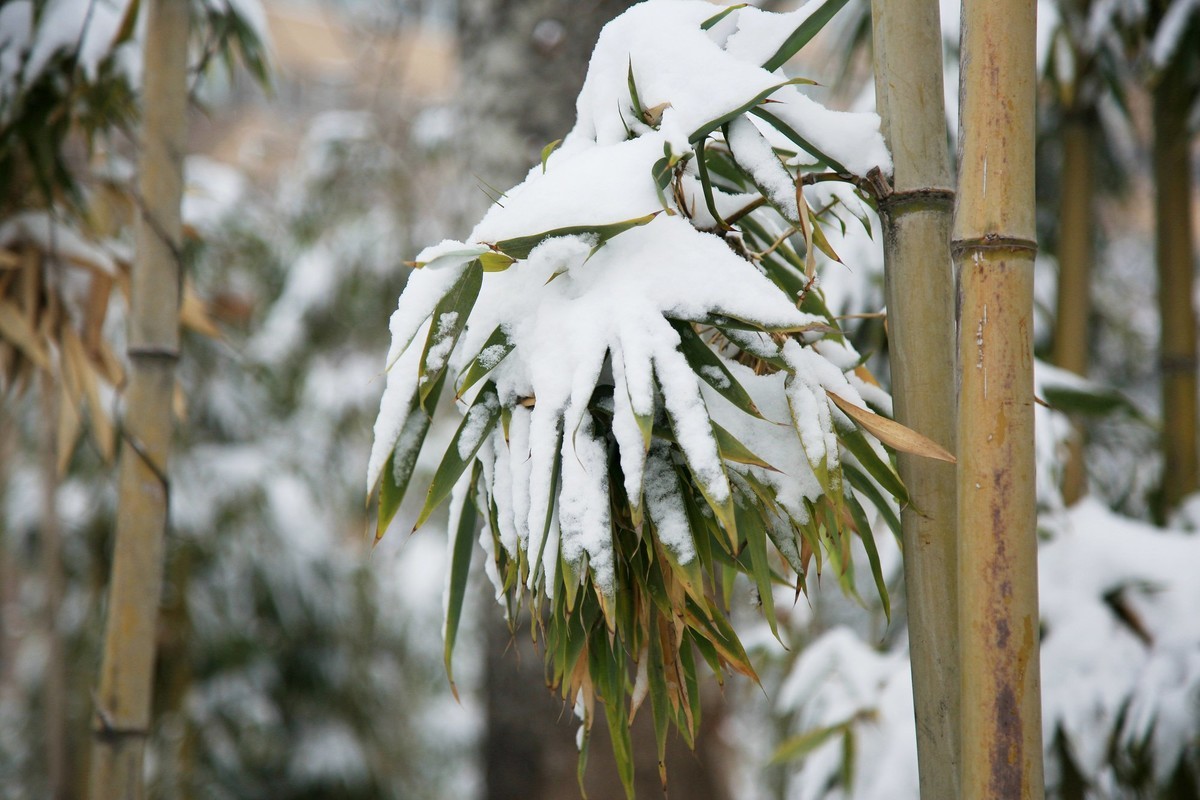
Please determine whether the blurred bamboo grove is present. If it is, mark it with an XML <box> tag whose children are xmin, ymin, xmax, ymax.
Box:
<box><xmin>0</xmin><ymin>1</ymin><xmax>1198</xmax><ymax>799</ymax></box>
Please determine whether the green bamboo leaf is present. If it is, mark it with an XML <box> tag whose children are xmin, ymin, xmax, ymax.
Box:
<box><xmin>444</xmin><ymin>462</ymin><xmax>481</xmax><ymax>700</ymax></box>
<box><xmin>749</xmin><ymin>105</ymin><xmax>849</xmax><ymax>173</ymax></box>
<box><xmin>540</xmin><ymin>138</ymin><xmax>563</xmax><ymax>173</ymax></box>
<box><xmin>701</xmin><ymin>3</ymin><xmax>747</xmax><ymax>30</ymax></box>
<box><xmin>679</xmin><ymin>640</ymin><xmax>703</xmax><ymax>738</ymax></box>
<box><xmin>456</xmin><ymin>325</ymin><xmax>515</xmax><ymax>399</ymax></box>
<box><xmin>843</xmin><ymin>463</ymin><xmax>901</xmax><ymax>541</ymax></box>
<box><xmin>735</xmin><ymin>501</ymin><xmax>780</xmax><ymax>641</ymax></box>
<box><xmin>375</xmin><ymin>392</ymin><xmax>437</xmax><ymax>542</ymax></box>
<box><xmin>670</xmin><ymin>320</ymin><xmax>766</xmax><ymax>419</ymax></box>
<box><xmin>419</xmin><ymin>259</ymin><xmax>484</xmax><ymax>413</ymax></box>
<box><xmin>415</xmin><ymin>383</ymin><xmax>501</xmax><ymax>530</ymax></box>
<box><xmin>840</xmin><ymin>426</ymin><xmax>909</xmax><ymax>508</ymax></box>
<box><xmin>694</xmin><ymin>138</ymin><xmax>731</xmax><ymax>230</ymax></box>
<box><xmin>647</xmin><ymin>618</ymin><xmax>671</xmax><ymax>789</ymax></box>
<box><xmin>628</xmin><ymin>58</ymin><xmax>645</xmax><ymax>121</ymax></box>
<box><xmin>478</xmin><ymin>251</ymin><xmax>516</xmax><ymax>272</ymax></box>
<box><xmin>531</xmin><ymin>422</ymin><xmax>565</xmax><ymax>587</ymax></box>
<box><xmin>769</xmin><ymin>719</ymin><xmax>851</xmax><ymax>764</ymax></box>
<box><xmin>809</xmin><ymin>211</ymin><xmax>843</xmax><ymax>263</ymax></box>
<box><xmin>689</xmin><ymin>76</ymin><xmax>816</xmax><ymax>143</ymax></box>
<box><xmin>761</xmin><ymin>0</ymin><xmax>851</xmax><ymax>72</ymax></box>
<box><xmin>492</xmin><ymin>212</ymin><xmax>659</xmax><ymax>259</ymax></box>
<box><xmin>846</xmin><ymin>493</ymin><xmax>890</xmax><ymax>621</ymax></box>
<box><xmin>712</xmin><ymin>421</ymin><xmax>779</xmax><ymax>471</ymax></box>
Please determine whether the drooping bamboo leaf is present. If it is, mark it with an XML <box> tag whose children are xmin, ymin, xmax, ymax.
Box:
<box><xmin>456</xmin><ymin>325</ymin><xmax>514</xmax><ymax>399</ymax></box>
<box><xmin>375</xmin><ymin>399</ymin><xmax>433</xmax><ymax>541</ymax></box>
<box><xmin>735</xmin><ymin>500</ymin><xmax>780</xmax><ymax>640</ymax></box>
<box><xmin>478</xmin><ymin>251</ymin><xmax>516</xmax><ymax>272</ymax></box>
<box><xmin>415</xmin><ymin>383</ymin><xmax>501</xmax><ymax>529</ymax></box>
<box><xmin>844</xmin><ymin>462</ymin><xmax>901</xmax><ymax>541</ymax></box>
<box><xmin>670</xmin><ymin>319</ymin><xmax>766</xmax><ymax>418</ymax></box>
<box><xmin>444</xmin><ymin>462</ymin><xmax>481</xmax><ymax>699</ymax></box>
<box><xmin>761</xmin><ymin>0</ymin><xmax>851</xmax><ymax>72</ymax></box>
<box><xmin>750</xmin><ymin>105</ymin><xmax>849</xmax><ymax>173</ymax></box>
<box><xmin>809</xmin><ymin>211</ymin><xmax>843</xmax><ymax>263</ymax></box>
<box><xmin>694</xmin><ymin>137</ymin><xmax>730</xmax><ymax>230</ymax></box>
<box><xmin>826</xmin><ymin>390</ymin><xmax>956</xmax><ymax>463</ymax></box>
<box><xmin>419</xmin><ymin>259</ymin><xmax>484</xmax><ymax>413</ymax></box>
<box><xmin>492</xmin><ymin>212</ymin><xmax>659</xmax><ymax>259</ymax></box>
<box><xmin>846</xmin><ymin>493</ymin><xmax>890</xmax><ymax>620</ymax></box>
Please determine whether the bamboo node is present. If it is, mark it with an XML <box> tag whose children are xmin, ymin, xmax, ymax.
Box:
<box><xmin>126</xmin><ymin>345</ymin><xmax>180</xmax><ymax>360</ymax></box>
<box><xmin>91</xmin><ymin>698</ymin><xmax>150</xmax><ymax>743</ymax></box>
<box><xmin>950</xmin><ymin>235</ymin><xmax>1038</xmax><ymax>257</ymax></box>
<box><xmin>1158</xmin><ymin>354</ymin><xmax>1198</xmax><ymax>374</ymax></box>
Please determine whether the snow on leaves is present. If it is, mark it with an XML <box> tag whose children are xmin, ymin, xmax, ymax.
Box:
<box><xmin>365</xmin><ymin>2</ymin><xmax>923</xmax><ymax>794</ymax></box>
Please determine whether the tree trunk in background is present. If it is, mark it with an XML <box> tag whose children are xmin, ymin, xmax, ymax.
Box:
<box><xmin>869</xmin><ymin>1</ymin><xmax>961</xmax><ymax>797</ymax></box>
<box><xmin>40</xmin><ymin>373</ymin><xmax>69</xmax><ymax>800</ymax></box>
<box><xmin>1153</xmin><ymin>54</ymin><xmax>1198</xmax><ymax>516</ymax></box>
<box><xmin>1053</xmin><ymin>114</ymin><xmax>1096</xmax><ymax>505</ymax></box>
<box><xmin>88</xmin><ymin>1</ymin><xmax>188</xmax><ymax>797</ymax></box>
<box><xmin>953</xmin><ymin>0</ymin><xmax>1045</xmax><ymax>796</ymax></box>
<box><xmin>458</xmin><ymin>2</ymin><xmax>728</xmax><ymax>797</ymax></box>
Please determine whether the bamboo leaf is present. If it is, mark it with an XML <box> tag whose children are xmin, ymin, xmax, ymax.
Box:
<box><xmin>419</xmin><ymin>260</ymin><xmax>483</xmax><ymax>413</ymax></box>
<box><xmin>478</xmin><ymin>252</ymin><xmax>516</xmax><ymax>272</ymax></box>
<box><xmin>846</xmin><ymin>493</ymin><xmax>890</xmax><ymax>620</ymax></box>
<box><xmin>843</xmin><ymin>463</ymin><xmax>901</xmax><ymax>541</ymax></box>
<box><xmin>689</xmin><ymin>77</ymin><xmax>816</xmax><ymax>143</ymax></box>
<box><xmin>770</xmin><ymin>720</ymin><xmax>851</xmax><ymax>764</ymax></box>
<box><xmin>0</xmin><ymin>299</ymin><xmax>49</xmax><ymax>368</ymax></box>
<box><xmin>415</xmin><ymin>383</ymin><xmax>501</xmax><ymax>529</ymax></box>
<box><xmin>540</xmin><ymin>138</ymin><xmax>563</xmax><ymax>173</ymax></box>
<box><xmin>749</xmin><ymin>106</ymin><xmax>849</xmax><ymax>173</ymax></box>
<box><xmin>455</xmin><ymin>325</ymin><xmax>514</xmax><ymax>399</ymax></box>
<box><xmin>712</xmin><ymin>421</ymin><xmax>778</xmax><ymax>471</ymax></box>
<box><xmin>492</xmin><ymin>212</ymin><xmax>659</xmax><ymax>260</ymax></box>
<box><xmin>826</xmin><ymin>390</ymin><xmax>956</xmax><ymax>463</ymax></box>
<box><xmin>701</xmin><ymin>3</ymin><xmax>747</xmax><ymax>29</ymax></box>
<box><xmin>761</xmin><ymin>0</ymin><xmax>851</xmax><ymax>72</ymax></box>
<box><xmin>444</xmin><ymin>462</ymin><xmax>481</xmax><ymax>700</ymax></box>
<box><xmin>735</xmin><ymin>501</ymin><xmax>780</xmax><ymax>641</ymax></box>
<box><xmin>840</xmin><ymin>427</ymin><xmax>909</xmax><ymax>507</ymax></box>
<box><xmin>376</xmin><ymin>390</ymin><xmax>437</xmax><ymax>542</ymax></box>
<box><xmin>670</xmin><ymin>319</ymin><xmax>765</xmax><ymax>418</ymax></box>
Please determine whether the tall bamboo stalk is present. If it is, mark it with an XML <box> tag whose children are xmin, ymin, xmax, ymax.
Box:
<box><xmin>88</xmin><ymin>1</ymin><xmax>188</xmax><ymax>796</ymax></box>
<box><xmin>1153</xmin><ymin>53</ymin><xmax>1198</xmax><ymax>515</ymax></box>
<box><xmin>869</xmin><ymin>2</ymin><xmax>960</xmax><ymax>798</ymax></box>
<box><xmin>954</xmin><ymin>0</ymin><xmax>1045</xmax><ymax>797</ymax></box>
<box><xmin>1053</xmin><ymin>114</ymin><xmax>1095</xmax><ymax>505</ymax></box>
<box><xmin>40</xmin><ymin>373</ymin><xmax>69</xmax><ymax>800</ymax></box>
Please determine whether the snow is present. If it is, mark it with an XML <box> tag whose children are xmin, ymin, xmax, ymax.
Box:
<box><xmin>1150</xmin><ymin>0</ymin><xmax>1200</xmax><ymax>67</ymax></box>
<box><xmin>764</xmin><ymin>86</ymin><xmax>892</xmax><ymax>176</ymax></box>
<box><xmin>728</xmin><ymin>115</ymin><xmax>800</xmax><ymax>221</ymax></box>
<box><xmin>643</xmin><ymin>445</ymin><xmax>697</xmax><ymax>563</ymax></box>
<box><xmin>24</xmin><ymin>0</ymin><xmax>133</xmax><ymax>85</ymax></box>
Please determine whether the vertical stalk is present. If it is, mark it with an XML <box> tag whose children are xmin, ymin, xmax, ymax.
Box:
<box><xmin>1053</xmin><ymin>114</ymin><xmax>1095</xmax><ymax>505</ymax></box>
<box><xmin>953</xmin><ymin>0</ymin><xmax>1045</xmax><ymax>797</ymax></box>
<box><xmin>1153</xmin><ymin>54</ymin><xmax>1198</xmax><ymax>515</ymax></box>
<box><xmin>40</xmin><ymin>373</ymin><xmax>69</xmax><ymax>800</ymax></box>
<box><xmin>88</xmin><ymin>1</ymin><xmax>188</xmax><ymax>797</ymax></box>
<box><xmin>869</xmin><ymin>2</ymin><xmax>960</xmax><ymax>798</ymax></box>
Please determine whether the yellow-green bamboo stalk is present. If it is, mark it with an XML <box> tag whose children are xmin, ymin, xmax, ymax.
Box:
<box><xmin>953</xmin><ymin>0</ymin><xmax>1045</xmax><ymax>797</ymax></box>
<box><xmin>1153</xmin><ymin>54</ymin><xmax>1198</xmax><ymax>515</ymax></box>
<box><xmin>40</xmin><ymin>372</ymin><xmax>69</xmax><ymax>800</ymax></box>
<box><xmin>869</xmin><ymin>2</ymin><xmax>960</xmax><ymax>797</ymax></box>
<box><xmin>1053</xmin><ymin>114</ymin><xmax>1095</xmax><ymax>505</ymax></box>
<box><xmin>88</xmin><ymin>1</ymin><xmax>188</xmax><ymax>796</ymax></box>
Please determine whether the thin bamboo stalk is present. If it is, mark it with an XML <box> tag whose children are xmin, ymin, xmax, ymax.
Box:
<box><xmin>869</xmin><ymin>2</ymin><xmax>960</xmax><ymax>797</ymax></box>
<box><xmin>953</xmin><ymin>0</ymin><xmax>1045</xmax><ymax>797</ymax></box>
<box><xmin>1153</xmin><ymin>54</ymin><xmax>1198</xmax><ymax>515</ymax></box>
<box><xmin>39</xmin><ymin>372</ymin><xmax>69</xmax><ymax>800</ymax></box>
<box><xmin>88</xmin><ymin>1</ymin><xmax>189</xmax><ymax>797</ymax></box>
<box><xmin>1053</xmin><ymin>115</ymin><xmax>1095</xmax><ymax>505</ymax></box>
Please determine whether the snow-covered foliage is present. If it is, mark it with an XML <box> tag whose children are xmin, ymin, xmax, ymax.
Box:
<box><xmin>365</xmin><ymin>0</ymin><xmax>931</xmax><ymax>788</ymax></box>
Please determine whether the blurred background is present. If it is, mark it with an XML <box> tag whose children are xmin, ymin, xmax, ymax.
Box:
<box><xmin>1</xmin><ymin>0</ymin><xmax>1199</xmax><ymax>798</ymax></box>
